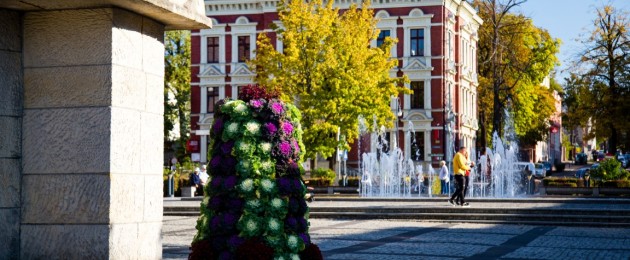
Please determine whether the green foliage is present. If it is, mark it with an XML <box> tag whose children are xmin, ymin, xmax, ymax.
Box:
<box><xmin>563</xmin><ymin>5</ymin><xmax>630</xmax><ymax>152</ymax></box>
<box><xmin>164</xmin><ymin>30</ymin><xmax>192</xmax><ymax>161</ymax></box>
<box><xmin>542</xmin><ymin>177</ymin><xmax>578</xmax><ymax>187</ymax></box>
<box><xmin>311</xmin><ymin>168</ymin><xmax>336</xmax><ymax>185</ymax></box>
<box><xmin>251</xmin><ymin>0</ymin><xmax>410</xmax><ymax>159</ymax></box>
<box><xmin>474</xmin><ymin>0</ymin><xmax>560</xmax><ymax>147</ymax></box>
<box><xmin>590</xmin><ymin>159</ymin><xmax>629</xmax><ymax>181</ymax></box>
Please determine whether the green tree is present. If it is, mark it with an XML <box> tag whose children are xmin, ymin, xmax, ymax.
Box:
<box><xmin>251</xmin><ymin>0</ymin><xmax>409</xmax><ymax>163</ymax></box>
<box><xmin>165</xmin><ymin>30</ymin><xmax>192</xmax><ymax>160</ymax></box>
<box><xmin>573</xmin><ymin>5</ymin><xmax>630</xmax><ymax>153</ymax></box>
<box><xmin>474</xmin><ymin>0</ymin><xmax>560</xmax><ymax>147</ymax></box>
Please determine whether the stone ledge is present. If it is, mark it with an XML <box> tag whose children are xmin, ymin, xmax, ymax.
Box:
<box><xmin>0</xmin><ymin>0</ymin><xmax>212</xmax><ymax>30</ymax></box>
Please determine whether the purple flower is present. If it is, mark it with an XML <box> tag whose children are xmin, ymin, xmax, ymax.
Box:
<box><xmin>223</xmin><ymin>213</ymin><xmax>237</xmax><ymax>226</ymax></box>
<box><xmin>285</xmin><ymin>217</ymin><xmax>298</xmax><ymax>231</ymax></box>
<box><xmin>228</xmin><ymin>235</ymin><xmax>245</xmax><ymax>249</ymax></box>
<box><xmin>221</xmin><ymin>141</ymin><xmax>234</xmax><ymax>155</ymax></box>
<box><xmin>299</xmin><ymin>233</ymin><xmax>311</xmax><ymax>245</ymax></box>
<box><xmin>209</xmin><ymin>196</ymin><xmax>222</xmax><ymax>210</ymax></box>
<box><xmin>279</xmin><ymin>141</ymin><xmax>292</xmax><ymax>156</ymax></box>
<box><xmin>229</xmin><ymin>198</ymin><xmax>243</xmax><ymax>210</ymax></box>
<box><xmin>278</xmin><ymin>177</ymin><xmax>291</xmax><ymax>194</ymax></box>
<box><xmin>218</xmin><ymin>251</ymin><xmax>232</xmax><ymax>260</ymax></box>
<box><xmin>211</xmin><ymin>176</ymin><xmax>222</xmax><ymax>189</ymax></box>
<box><xmin>264</xmin><ymin>122</ymin><xmax>277</xmax><ymax>135</ymax></box>
<box><xmin>211</xmin><ymin>215</ymin><xmax>221</xmax><ymax>230</ymax></box>
<box><xmin>282</xmin><ymin>122</ymin><xmax>294</xmax><ymax>135</ymax></box>
<box><xmin>223</xmin><ymin>175</ymin><xmax>237</xmax><ymax>189</ymax></box>
<box><xmin>249</xmin><ymin>99</ymin><xmax>263</xmax><ymax>109</ymax></box>
<box><xmin>270</xmin><ymin>102</ymin><xmax>284</xmax><ymax>114</ymax></box>
<box><xmin>212</xmin><ymin>118</ymin><xmax>224</xmax><ymax>134</ymax></box>
<box><xmin>210</xmin><ymin>156</ymin><xmax>221</xmax><ymax>168</ymax></box>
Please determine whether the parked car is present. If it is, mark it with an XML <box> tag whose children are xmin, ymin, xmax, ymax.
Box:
<box><xmin>540</xmin><ymin>161</ymin><xmax>553</xmax><ymax>175</ymax></box>
<box><xmin>534</xmin><ymin>163</ymin><xmax>547</xmax><ymax>178</ymax></box>
<box><xmin>617</xmin><ymin>155</ymin><xmax>628</xmax><ymax>168</ymax></box>
<box><xmin>597</xmin><ymin>152</ymin><xmax>605</xmax><ymax>161</ymax></box>
<box><xmin>575</xmin><ymin>153</ymin><xmax>588</xmax><ymax>165</ymax></box>
<box><xmin>514</xmin><ymin>162</ymin><xmax>544</xmax><ymax>178</ymax></box>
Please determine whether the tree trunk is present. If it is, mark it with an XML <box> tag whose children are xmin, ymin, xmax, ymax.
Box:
<box><xmin>479</xmin><ymin>110</ymin><xmax>487</xmax><ymax>149</ymax></box>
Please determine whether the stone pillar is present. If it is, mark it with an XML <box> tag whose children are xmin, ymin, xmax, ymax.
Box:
<box><xmin>0</xmin><ymin>9</ymin><xmax>22</xmax><ymax>260</ymax></box>
<box><xmin>21</xmin><ymin>8</ymin><xmax>164</xmax><ymax>258</ymax></box>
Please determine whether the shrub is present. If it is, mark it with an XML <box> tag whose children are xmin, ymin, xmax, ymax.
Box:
<box><xmin>338</xmin><ymin>176</ymin><xmax>360</xmax><ymax>186</ymax></box>
<box><xmin>311</xmin><ymin>168</ymin><xmax>336</xmax><ymax>186</ymax></box>
<box><xmin>543</xmin><ymin>177</ymin><xmax>577</xmax><ymax>187</ymax></box>
<box><xmin>305</xmin><ymin>177</ymin><xmax>332</xmax><ymax>187</ymax></box>
<box><xmin>590</xmin><ymin>159</ymin><xmax>628</xmax><ymax>181</ymax></box>
<box><xmin>601</xmin><ymin>180</ymin><xmax>630</xmax><ymax>188</ymax></box>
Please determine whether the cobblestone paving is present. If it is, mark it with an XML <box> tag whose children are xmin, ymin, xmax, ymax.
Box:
<box><xmin>163</xmin><ymin>217</ymin><xmax>630</xmax><ymax>260</ymax></box>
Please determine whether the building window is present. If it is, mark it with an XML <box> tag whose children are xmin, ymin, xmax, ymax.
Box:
<box><xmin>411</xmin><ymin>131</ymin><xmax>425</xmax><ymax>161</ymax></box>
<box><xmin>410</xmin><ymin>81</ymin><xmax>424</xmax><ymax>109</ymax></box>
<box><xmin>377</xmin><ymin>30</ymin><xmax>390</xmax><ymax>48</ymax></box>
<box><xmin>207</xmin><ymin>37</ymin><xmax>219</xmax><ymax>63</ymax></box>
<box><xmin>207</xmin><ymin>87</ymin><xmax>218</xmax><ymax>113</ymax></box>
<box><xmin>410</xmin><ymin>28</ymin><xmax>424</xmax><ymax>56</ymax></box>
<box><xmin>237</xmin><ymin>36</ymin><xmax>250</xmax><ymax>62</ymax></box>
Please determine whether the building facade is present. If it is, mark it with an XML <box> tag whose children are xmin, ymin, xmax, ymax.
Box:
<box><xmin>189</xmin><ymin>0</ymin><xmax>481</xmax><ymax>167</ymax></box>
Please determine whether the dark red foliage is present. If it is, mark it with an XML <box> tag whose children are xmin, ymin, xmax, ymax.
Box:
<box><xmin>189</xmin><ymin>239</ymin><xmax>215</xmax><ymax>260</ymax></box>
<box><xmin>234</xmin><ymin>238</ymin><xmax>274</xmax><ymax>260</ymax></box>
<box><xmin>238</xmin><ymin>84</ymin><xmax>279</xmax><ymax>102</ymax></box>
<box><xmin>299</xmin><ymin>243</ymin><xmax>323</xmax><ymax>260</ymax></box>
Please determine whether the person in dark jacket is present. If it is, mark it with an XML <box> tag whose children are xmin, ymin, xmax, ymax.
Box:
<box><xmin>190</xmin><ymin>167</ymin><xmax>202</xmax><ymax>196</ymax></box>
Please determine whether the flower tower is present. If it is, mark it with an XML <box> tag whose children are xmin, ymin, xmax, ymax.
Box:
<box><xmin>190</xmin><ymin>85</ymin><xmax>322</xmax><ymax>260</ymax></box>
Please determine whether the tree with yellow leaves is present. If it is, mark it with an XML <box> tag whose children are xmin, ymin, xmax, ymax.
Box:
<box><xmin>251</xmin><ymin>0</ymin><xmax>409</xmax><ymax>164</ymax></box>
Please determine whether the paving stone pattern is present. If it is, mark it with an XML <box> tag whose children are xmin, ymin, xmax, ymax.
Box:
<box><xmin>163</xmin><ymin>216</ymin><xmax>630</xmax><ymax>260</ymax></box>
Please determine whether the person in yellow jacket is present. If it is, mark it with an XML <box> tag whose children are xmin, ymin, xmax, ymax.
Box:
<box><xmin>449</xmin><ymin>146</ymin><xmax>471</xmax><ymax>207</ymax></box>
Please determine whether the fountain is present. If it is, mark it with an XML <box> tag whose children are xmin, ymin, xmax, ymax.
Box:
<box><xmin>359</xmin><ymin>108</ymin><xmax>530</xmax><ymax>198</ymax></box>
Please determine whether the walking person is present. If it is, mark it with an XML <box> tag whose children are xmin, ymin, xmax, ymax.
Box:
<box><xmin>438</xmin><ymin>160</ymin><xmax>450</xmax><ymax>195</ymax></box>
<box><xmin>462</xmin><ymin>151</ymin><xmax>474</xmax><ymax>203</ymax></box>
<box><xmin>449</xmin><ymin>146</ymin><xmax>472</xmax><ymax>207</ymax></box>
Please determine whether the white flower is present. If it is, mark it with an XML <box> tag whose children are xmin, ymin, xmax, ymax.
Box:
<box><xmin>234</xmin><ymin>103</ymin><xmax>247</xmax><ymax>113</ymax></box>
<box><xmin>261</xmin><ymin>142</ymin><xmax>272</xmax><ymax>153</ymax></box>
<box><xmin>246</xmin><ymin>219</ymin><xmax>258</xmax><ymax>232</ymax></box>
<box><xmin>246</xmin><ymin>199</ymin><xmax>260</xmax><ymax>208</ymax></box>
<box><xmin>261</xmin><ymin>160</ymin><xmax>273</xmax><ymax>171</ymax></box>
<box><xmin>227</xmin><ymin>122</ymin><xmax>239</xmax><ymax>133</ymax></box>
<box><xmin>268</xmin><ymin>218</ymin><xmax>280</xmax><ymax>231</ymax></box>
<box><xmin>261</xmin><ymin>179</ymin><xmax>275</xmax><ymax>192</ymax></box>
<box><xmin>239</xmin><ymin>141</ymin><xmax>250</xmax><ymax>152</ymax></box>
<box><xmin>245</xmin><ymin>121</ymin><xmax>260</xmax><ymax>135</ymax></box>
<box><xmin>290</xmin><ymin>254</ymin><xmax>300</xmax><ymax>260</ymax></box>
<box><xmin>287</xmin><ymin>235</ymin><xmax>299</xmax><ymax>249</ymax></box>
<box><xmin>240</xmin><ymin>179</ymin><xmax>254</xmax><ymax>192</ymax></box>
<box><xmin>271</xmin><ymin>198</ymin><xmax>283</xmax><ymax>209</ymax></box>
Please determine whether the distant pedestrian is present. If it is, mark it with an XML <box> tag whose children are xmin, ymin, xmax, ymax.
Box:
<box><xmin>199</xmin><ymin>164</ymin><xmax>209</xmax><ymax>196</ymax></box>
<box><xmin>462</xmin><ymin>150</ymin><xmax>474</xmax><ymax>203</ymax></box>
<box><xmin>449</xmin><ymin>146</ymin><xmax>471</xmax><ymax>207</ymax></box>
<box><xmin>191</xmin><ymin>167</ymin><xmax>202</xmax><ymax>196</ymax></box>
<box><xmin>438</xmin><ymin>160</ymin><xmax>449</xmax><ymax>195</ymax></box>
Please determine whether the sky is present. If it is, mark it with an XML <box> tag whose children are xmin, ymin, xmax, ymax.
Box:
<box><xmin>513</xmin><ymin>0</ymin><xmax>630</xmax><ymax>82</ymax></box>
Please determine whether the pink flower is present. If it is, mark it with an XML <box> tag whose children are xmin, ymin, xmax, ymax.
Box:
<box><xmin>282</xmin><ymin>122</ymin><xmax>294</xmax><ymax>135</ymax></box>
<box><xmin>279</xmin><ymin>141</ymin><xmax>292</xmax><ymax>156</ymax></box>
<box><xmin>249</xmin><ymin>99</ymin><xmax>263</xmax><ymax>109</ymax></box>
<box><xmin>270</xmin><ymin>102</ymin><xmax>284</xmax><ymax>114</ymax></box>
<box><xmin>265</xmin><ymin>122</ymin><xmax>277</xmax><ymax>135</ymax></box>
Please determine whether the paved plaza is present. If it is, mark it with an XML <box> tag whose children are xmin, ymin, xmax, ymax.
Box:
<box><xmin>163</xmin><ymin>215</ymin><xmax>630</xmax><ymax>260</ymax></box>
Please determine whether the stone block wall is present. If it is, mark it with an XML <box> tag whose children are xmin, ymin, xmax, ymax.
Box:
<box><xmin>20</xmin><ymin>8</ymin><xmax>164</xmax><ymax>259</ymax></box>
<box><xmin>0</xmin><ymin>9</ymin><xmax>22</xmax><ymax>260</ymax></box>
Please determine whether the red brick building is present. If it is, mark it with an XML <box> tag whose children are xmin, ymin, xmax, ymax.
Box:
<box><xmin>190</xmin><ymin>0</ymin><xmax>481</xmax><ymax>167</ymax></box>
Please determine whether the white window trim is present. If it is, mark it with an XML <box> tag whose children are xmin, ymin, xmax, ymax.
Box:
<box><xmin>200</xmin><ymin>23</ymin><xmax>226</xmax><ymax>64</ymax></box>
<box><xmin>230</xmin><ymin>17</ymin><xmax>257</xmax><ymax>63</ymax></box>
